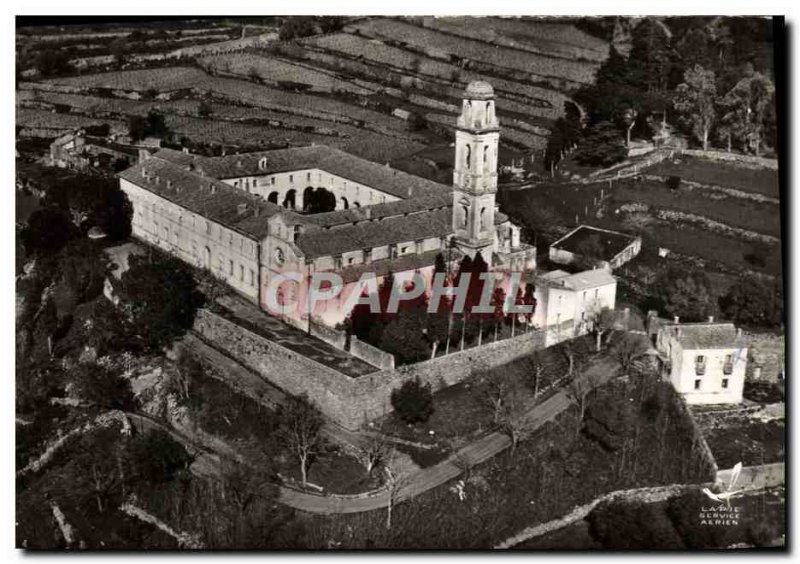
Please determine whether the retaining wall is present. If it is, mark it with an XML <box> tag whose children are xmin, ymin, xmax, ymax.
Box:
<box><xmin>194</xmin><ymin>308</ymin><xmax>547</xmax><ymax>429</ymax></box>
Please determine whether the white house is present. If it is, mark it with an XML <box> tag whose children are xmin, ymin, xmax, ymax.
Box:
<box><xmin>655</xmin><ymin>318</ymin><xmax>748</xmax><ymax>405</ymax></box>
<box><xmin>532</xmin><ymin>268</ymin><xmax>617</xmax><ymax>346</ymax></box>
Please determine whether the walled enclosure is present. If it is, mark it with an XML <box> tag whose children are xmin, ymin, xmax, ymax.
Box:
<box><xmin>193</xmin><ymin>308</ymin><xmax>546</xmax><ymax>429</ymax></box>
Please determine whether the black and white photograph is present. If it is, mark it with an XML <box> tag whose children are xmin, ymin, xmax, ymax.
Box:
<box><xmin>10</xmin><ymin>6</ymin><xmax>788</xmax><ymax>553</ymax></box>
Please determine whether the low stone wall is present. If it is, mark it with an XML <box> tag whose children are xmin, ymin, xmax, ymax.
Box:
<box><xmin>350</xmin><ymin>337</ymin><xmax>395</xmax><ymax>370</ymax></box>
<box><xmin>194</xmin><ymin>308</ymin><xmax>549</xmax><ymax>429</ymax></box>
<box><xmin>681</xmin><ymin>149</ymin><xmax>779</xmax><ymax>170</ymax></box>
<box><xmin>308</xmin><ymin>320</ymin><xmax>347</xmax><ymax>350</ymax></box>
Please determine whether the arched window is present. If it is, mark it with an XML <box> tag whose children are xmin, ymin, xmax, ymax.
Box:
<box><xmin>341</xmin><ymin>197</ymin><xmax>349</xmax><ymax>209</ymax></box>
<box><xmin>460</xmin><ymin>201</ymin><xmax>469</xmax><ymax>229</ymax></box>
<box><xmin>465</xmin><ymin>145</ymin><xmax>471</xmax><ymax>169</ymax></box>
<box><xmin>267</xmin><ymin>191</ymin><xmax>279</xmax><ymax>204</ymax></box>
<box><xmin>353</xmin><ymin>201</ymin><xmax>361</xmax><ymax>208</ymax></box>
<box><xmin>485</xmin><ymin>101</ymin><xmax>490</xmax><ymax>122</ymax></box>
<box><xmin>283</xmin><ymin>189</ymin><xmax>296</xmax><ymax>209</ymax></box>
<box><xmin>479</xmin><ymin>207</ymin><xmax>486</xmax><ymax>231</ymax></box>
<box><xmin>483</xmin><ymin>145</ymin><xmax>489</xmax><ymax>166</ymax></box>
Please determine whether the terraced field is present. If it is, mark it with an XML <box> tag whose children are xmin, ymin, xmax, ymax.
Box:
<box><xmin>198</xmin><ymin>53</ymin><xmax>378</xmax><ymax>94</ymax></box>
<box><xmin>416</xmin><ymin>16</ymin><xmax>609</xmax><ymax>63</ymax></box>
<box><xmin>18</xmin><ymin>17</ymin><xmax>613</xmax><ymax>167</ymax></box>
<box><xmin>345</xmin><ymin>18</ymin><xmax>599</xmax><ymax>86</ymax></box>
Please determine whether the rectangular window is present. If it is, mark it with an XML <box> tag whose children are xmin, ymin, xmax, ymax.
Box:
<box><xmin>721</xmin><ymin>378</ymin><xmax>729</xmax><ymax>389</ymax></box>
<box><xmin>249</xmin><ymin>269</ymin><xmax>255</xmax><ymax>286</ymax></box>
<box><xmin>594</xmin><ymin>288</ymin><xmax>599</xmax><ymax>299</ymax></box>
<box><xmin>271</xmin><ymin>177</ymin><xmax>275</xmax><ymax>185</ymax></box>
<box><xmin>289</xmin><ymin>175</ymin><xmax>294</xmax><ymax>183</ymax></box>
<box><xmin>696</xmin><ymin>355</ymin><xmax>705</xmax><ymax>363</ymax></box>
<box><xmin>694</xmin><ymin>379</ymin><xmax>701</xmax><ymax>390</ymax></box>
<box><xmin>307</xmin><ymin>172</ymin><xmax>311</xmax><ymax>182</ymax></box>
<box><xmin>229</xmin><ymin>260</ymin><xmax>234</xmax><ymax>275</ymax></box>
<box><xmin>583</xmin><ymin>291</ymin><xmax>587</xmax><ymax>301</ymax></box>
<box><xmin>239</xmin><ymin>265</ymin><xmax>244</xmax><ymax>281</ymax></box>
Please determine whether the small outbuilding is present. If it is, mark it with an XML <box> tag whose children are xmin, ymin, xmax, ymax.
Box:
<box><xmin>549</xmin><ymin>224</ymin><xmax>641</xmax><ymax>270</ymax></box>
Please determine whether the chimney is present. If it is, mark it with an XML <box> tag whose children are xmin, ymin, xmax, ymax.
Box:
<box><xmin>166</xmin><ymin>180</ymin><xmax>172</xmax><ymax>190</ymax></box>
<box><xmin>210</xmin><ymin>184</ymin><xmax>217</xmax><ymax>195</ymax></box>
<box><xmin>708</xmin><ymin>316</ymin><xmax>714</xmax><ymax>323</ymax></box>
<box><xmin>673</xmin><ymin>316</ymin><xmax>680</xmax><ymax>324</ymax></box>
<box><xmin>237</xmin><ymin>203</ymin><xmax>248</xmax><ymax>216</ymax></box>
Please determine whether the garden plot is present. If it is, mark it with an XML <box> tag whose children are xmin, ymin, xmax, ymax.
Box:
<box><xmin>198</xmin><ymin>53</ymin><xmax>377</xmax><ymax>94</ymax></box>
<box><xmin>645</xmin><ymin>156</ymin><xmax>780</xmax><ymax>199</ymax></box>
<box><xmin>303</xmin><ymin>33</ymin><xmax>571</xmax><ymax>118</ymax></box>
<box><xmin>345</xmin><ymin>18</ymin><xmax>598</xmax><ymax>85</ymax></box>
<box><xmin>417</xmin><ymin>16</ymin><xmax>609</xmax><ymax>63</ymax></box>
<box><xmin>609</xmin><ymin>178</ymin><xmax>781</xmax><ymax>238</ymax></box>
<box><xmin>16</xmin><ymin>108</ymin><xmax>126</xmax><ymax>136</ymax></box>
<box><xmin>166</xmin><ymin>115</ymin><xmax>425</xmax><ymax>163</ymax></box>
<box><xmin>43</xmin><ymin>67</ymin><xmax>212</xmax><ymax>91</ymax></box>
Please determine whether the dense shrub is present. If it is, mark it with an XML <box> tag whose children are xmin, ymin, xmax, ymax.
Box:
<box><xmin>391</xmin><ymin>378</ymin><xmax>434</xmax><ymax>424</ymax></box>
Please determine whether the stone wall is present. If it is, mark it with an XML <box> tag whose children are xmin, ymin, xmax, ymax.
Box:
<box><xmin>194</xmin><ymin>308</ymin><xmax>548</xmax><ymax>429</ymax></box>
<box><xmin>681</xmin><ymin>149</ymin><xmax>779</xmax><ymax>170</ymax></box>
<box><xmin>308</xmin><ymin>320</ymin><xmax>347</xmax><ymax>350</ymax></box>
<box><xmin>350</xmin><ymin>337</ymin><xmax>395</xmax><ymax>370</ymax></box>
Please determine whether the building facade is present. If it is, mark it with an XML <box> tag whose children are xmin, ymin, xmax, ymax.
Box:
<box><xmin>655</xmin><ymin>318</ymin><xmax>748</xmax><ymax>405</ymax></box>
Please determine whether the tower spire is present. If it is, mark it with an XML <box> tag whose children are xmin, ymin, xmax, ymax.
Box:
<box><xmin>451</xmin><ymin>81</ymin><xmax>500</xmax><ymax>265</ymax></box>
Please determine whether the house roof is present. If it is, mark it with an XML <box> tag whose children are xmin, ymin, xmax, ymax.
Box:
<box><xmin>154</xmin><ymin>145</ymin><xmax>450</xmax><ymax>200</ymax></box>
<box><xmin>118</xmin><ymin>156</ymin><xmax>281</xmax><ymax>240</ymax></box>
<box><xmin>535</xmin><ymin>268</ymin><xmax>616</xmax><ymax>291</ymax></box>
<box><xmin>551</xmin><ymin>224</ymin><xmax>638</xmax><ymax>261</ymax></box>
<box><xmin>662</xmin><ymin>322</ymin><xmax>747</xmax><ymax>350</ymax></box>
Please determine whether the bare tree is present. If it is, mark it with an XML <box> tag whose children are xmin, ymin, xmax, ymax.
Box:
<box><xmin>525</xmin><ymin>361</ymin><xmax>544</xmax><ymax>399</ymax></box>
<box><xmin>566</xmin><ymin>376</ymin><xmax>592</xmax><ymax>438</ymax></box>
<box><xmin>589</xmin><ymin>303</ymin><xmax>618</xmax><ymax>352</ymax></box>
<box><xmin>356</xmin><ymin>432</ymin><xmax>390</xmax><ymax>476</ymax></box>
<box><xmin>481</xmin><ymin>378</ymin><xmax>508</xmax><ymax>424</ymax></box>
<box><xmin>614</xmin><ymin>333</ymin><xmax>650</xmax><ymax>375</ymax></box>
<box><xmin>452</xmin><ymin>451</ymin><xmax>473</xmax><ymax>481</ymax></box>
<box><xmin>383</xmin><ymin>456</ymin><xmax>409</xmax><ymax>531</ymax></box>
<box><xmin>497</xmin><ymin>393</ymin><xmax>528</xmax><ymax>455</ymax></box>
<box><xmin>277</xmin><ymin>394</ymin><xmax>324</xmax><ymax>487</ymax></box>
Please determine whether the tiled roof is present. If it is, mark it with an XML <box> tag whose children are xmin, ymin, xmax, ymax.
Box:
<box><xmin>551</xmin><ymin>225</ymin><xmax>638</xmax><ymax>260</ymax></box>
<box><xmin>155</xmin><ymin>145</ymin><xmax>450</xmax><ymax>200</ymax></box>
<box><xmin>663</xmin><ymin>322</ymin><xmax>747</xmax><ymax>350</ymax></box>
<box><xmin>293</xmin><ymin>191</ymin><xmax>452</xmax><ymax>229</ymax></box>
<box><xmin>118</xmin><ymin>156</ymin><xmax>281</xmax><ymax>240</ymax></box>
<box><xmin>297</xmin><ymin>208</ymin><xmax>453</xmax><ymax>259</ymax></box>
<box><xmin>337</xmin><ymin>249</ymin><xmax>463</xmax><ymax>284</ymax></box>
<box><xmin>536</xmin><ymin>268</ymin><xmax>616</xmax><ymax>291</ymax></box>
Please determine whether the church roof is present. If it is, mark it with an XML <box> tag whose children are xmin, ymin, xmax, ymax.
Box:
<box><xmin>465</xmin><ymin>81</ymin><xmax>495</xmax><ymax>100</ymax></box>
<box><xmin>296</xmin><ymin>207</ymin><xmax>453</xmax><ymax>259</ymax></box>
<box><xmin>153</xmin><ymin>145</ymin><xmax>450</xmax><ymax>200</ymax></box>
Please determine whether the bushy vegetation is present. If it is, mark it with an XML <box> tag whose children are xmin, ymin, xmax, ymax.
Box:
<box><xmin>117</xmin><ymin>251</ymin><xmax>201</xmax><ymax>352</ymax></box>
<box><xmin>391</xmin><ymin>378</ymin><xmax>434</xmax><ymax>424</ymax></box>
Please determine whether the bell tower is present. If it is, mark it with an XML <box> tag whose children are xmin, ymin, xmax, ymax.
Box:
<box><xmin>452</xmin><ymin>81</ymin><xmax>499</xmax><ymax>264</ymax></box>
